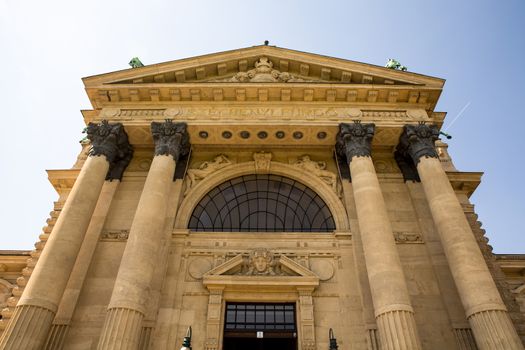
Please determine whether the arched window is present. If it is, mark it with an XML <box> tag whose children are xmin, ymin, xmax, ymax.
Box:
<box><xmin>188</xmin><ymin>174</ymin><xmax>335</xmax><ymax>232</ymax></box>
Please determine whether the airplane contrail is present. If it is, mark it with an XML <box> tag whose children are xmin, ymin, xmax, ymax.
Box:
<box><xmin>444</xmin><ymin>101</ymin><xmax>471</xmax><ymax>132</ymax></box>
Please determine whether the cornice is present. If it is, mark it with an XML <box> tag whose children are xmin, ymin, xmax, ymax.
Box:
<box><xmin>85</xmin><ymin>84</ymin><xmax>442</xmax><ymax>112</ymax></box>
<box><xmin>446</xmin><ymin>171</ymin><xmax>482</xmax><ymax>197</ymax></box>
<box><xmin>47</xmin><ymin>169</ymin><xmax>80</xmax><ymax>193</ymax></box>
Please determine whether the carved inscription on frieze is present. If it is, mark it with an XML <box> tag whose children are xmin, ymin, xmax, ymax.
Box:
<box><xmin>104</xmin><ymin>107</ymin><xmax>429</xmax><ymax>121</ymax></box>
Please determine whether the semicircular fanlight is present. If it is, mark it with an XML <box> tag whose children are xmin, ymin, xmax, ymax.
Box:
<box><xmin>188</xmin><ymin>174</ymin><xmax>335</xmax><ymax>232</ymax></box>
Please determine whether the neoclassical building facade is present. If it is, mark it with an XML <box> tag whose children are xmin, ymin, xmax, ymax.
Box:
<box><xmin>0</xmin><ymin>46</ymin><xmax>524</xmax><ymax>350</ymax></box>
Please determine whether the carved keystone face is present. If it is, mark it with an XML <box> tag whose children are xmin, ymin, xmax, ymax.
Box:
<box><xmin>254</xmin><ymin>256</ymin><xmax>268</xmax><ymax>273</ymax></box>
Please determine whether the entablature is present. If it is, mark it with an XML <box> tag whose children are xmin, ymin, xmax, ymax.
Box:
<box><xmin>81</xmin><ymin>106</ymin><xmax>445</xmax><ymax>148</ymax></box>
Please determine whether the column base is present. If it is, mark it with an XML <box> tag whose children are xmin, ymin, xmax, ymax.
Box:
<box><xmin>376</xmin><ymin>309</ymin><xmax>421</xmax><ymax>350</ymax></box>
<box><xmin>0</xmin><ymin>304</ymin><xmax>55</xmax><ymax>350</ymax></box>
<box><xmin>97</xmin><ymin>307</ymin><xmax>144</xmax><ymax>350</ymax></box>
<box><xmin>469</xmin><ymin>309</ymin><xmax>524</xmax><ymax>350</ymax></box>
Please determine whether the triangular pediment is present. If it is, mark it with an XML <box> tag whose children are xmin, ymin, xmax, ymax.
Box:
<box><xmin>83</xmin><ymin>45</ymin><xmax>444</xmax><ymax>88</ymax></box>
<box><xmin>204</xmin><ymin>253</ymin><xmax>317</xmax><ymax>278</ymax></box>
<box><xmin>202</xmin><ymin>249</ymin><xmax>319</xmax><ymax>292</ymax></box>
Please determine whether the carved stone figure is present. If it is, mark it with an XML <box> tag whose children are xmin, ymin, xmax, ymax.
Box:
<box><xmin>151</xmin><ymin>119</ymin><xmax>190</xmax><ymax>161</ymax></box>
<box><xmin>185</xmin><ymin>154</ymin><xmax>232</xmax><ymax>193</ymax></box>
<box><xmin>336</xmin><ymin>122</ymin><xmax>375</xmax><ymax>163</ymax></box>
<box><xmin>241</xmin><ymin>249</ymin><xmax>282</xmax><ymax>276</ymax></box>
<box><xmin>86</xmin><ymin>120</ymin><xmax>133</xmax><ymax>180</ymax></box>
<box><xmin>385</xmin><ymin>58</ymin><xmax>408</xmax><ymax>71</ymax></box>
<box><xmin>293</xmin><ymin>155</ymin><xmax>337</xmax><ymax>192</ymax></box>
<box><xmin>253</xmin><ymin>151</ymin><xmax>272</xmax><ymax>173</ymax></box>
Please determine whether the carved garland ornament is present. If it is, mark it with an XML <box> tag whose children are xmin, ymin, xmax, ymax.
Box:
<box><xmin>394</xmin><ymin>232</ymin><xmax>423</xmax><ymax>244</ymax></box>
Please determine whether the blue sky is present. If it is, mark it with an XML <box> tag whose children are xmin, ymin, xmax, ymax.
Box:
<box><xmin>0</xmin><ymin>0</ymin><xmax>524</xmax><ymax>252</ymax></box>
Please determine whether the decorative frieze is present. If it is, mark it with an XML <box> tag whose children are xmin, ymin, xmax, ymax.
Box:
<box><xmin>362</xmin><ymin>110</ymin><xmax>407</xmax><ymax>118</ymax></box>
<box><xmin>99</xmin><ymin>107</ymin><xmax>429</xmax><ymax>122</ymax></box>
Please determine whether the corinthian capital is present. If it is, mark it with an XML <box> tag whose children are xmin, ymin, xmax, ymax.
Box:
<box><xmin>336</xmin><ymin>122</ymin><xmax>375</xmax><ymax>163</ymax></box>
<box><xmin>86</xmin><ymin>120</ymin><xmax>133</xmax><ymax>180</ymax></box>
<box><xmin>397</xmin><ymin>123</ymin><xmax>439</xmax><ymax>164</ymax></box>
<box><xmin>151</xmin><ymin>120</ymin><xmax>190</xmax><ymax>161</ymax></box>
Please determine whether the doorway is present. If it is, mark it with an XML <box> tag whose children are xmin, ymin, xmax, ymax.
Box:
<box><xmin>223</xmin><ymin>303</ymin><xmax>298</xmax><ymax>350</ymax></box>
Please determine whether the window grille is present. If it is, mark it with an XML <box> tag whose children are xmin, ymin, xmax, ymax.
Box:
<box><xmin>188</xmin><ymin>174</ymin><xmax>335</xmax><ymax>232</ymax></box>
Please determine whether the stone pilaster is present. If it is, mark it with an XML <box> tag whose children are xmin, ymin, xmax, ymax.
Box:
<box><xmin>298</xmin><ymin>289</ymin><xmax>316</xmax><ymax>350</ymax></box>
<box><xmin>399</xmin><ymin>123</ymin><xmax>523</xmax><ymax>350</ymax></box>
<box><xmin>0</xmin><ymin>121</ymin><xmax>132</xmax><ymax>350</ymax></box>
<box><xmin>97</xmin><ymin>120</ymin><xmax>189</xmax><ymax>350</ymax></box>
<box><xmin>45</xmin><ymin>180</ymin><xmax>120</xmax><ymax>350</ymax></box>
<box><xmin>205</xmin><ymin>288</ymin><xmax>223</xmax><ymax>350</ymax></box>
<box><xmin>336</xmin><ymin>122</ymin><xmax>422</xmax><ymax>350</ymax></box>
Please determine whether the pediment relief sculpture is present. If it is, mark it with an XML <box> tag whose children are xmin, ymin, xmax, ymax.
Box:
<box><xmin>203</xmin><ymin>249</ymin><xmax>319</xmax><ymax>281</ymax></box>
<box><xmin>240</xmin><ymin>248</ymin><xmax>284</xmax><ymax>276</ymax></box>
<box><xmin>211</xmin><ymin>57</ymin><xmax>319</xmax><ymax>83</ymax></box>
<box><xmin>185</xmin><ymin>154</ymin><xmax>233</xmax><ymax>194</ymax></box>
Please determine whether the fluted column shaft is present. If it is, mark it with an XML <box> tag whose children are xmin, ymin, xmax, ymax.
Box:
<box><xmin>337</xmin><ymin>123</ymin><xmax>422</xmax><ymax>350</ymax></box>
<box><xmin>0</xmin><ymin>121</ymin><xmax>132</xmax><ymax>350</ymax></box>
<box><xmin>399</xmin><ymin>123</ymin><xmax>523</xmax><ymax>350</ymax></box>
<box><xmin>97</xmin><ymin>121</ymin><xmax>189</xmax><ymax>350</ymax></box>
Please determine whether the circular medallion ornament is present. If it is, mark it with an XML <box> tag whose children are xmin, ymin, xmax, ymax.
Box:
<box><xmin>317</xmin><ymin>131</ymin><xmax>327</xmax><ymax>139</ymax></box>
<box><xmin>310</xmin><ymin>260</ymin><xmax>335</xmax><ymax>281</ymax></box>
<box><xmin>347</xmin><ymin>108</ymin><xmax>362</xmax><ymax>118</ymax></box>
<box><xmin>199</xmin><ymin>131</ymin><xmax>209</xmax><ymax>139</ymax></box>
<box><xmin>293</xmin><ymin>131</ymin><xmax>303</xmax><ymax>139</ymax></box>
<box><xmin>275</xmin><ymin>131</ymin><xmax>285</xmax><ymax>139</ymax></box>
<box><xmin>222</xmin><ymin>131</ymin><xmax>232</xmax><ymax>139</ymax></box>
<box><xmin>240</xmin><ymin>131</ymin><xmax>250</xmax><ymax>139</ymax></box>
<box><xmin>138</xmin><ymin>159</ymin><xmax>152</xmax><ymax>170</ymax></box>
<box><xmin>164</xmin><ymin>107</ymin><xmax>182</xmax><ymax>118</ymax></box>
<box><xmin>188</xmin><ymin>258</ymin><xmax>213</xmax><ymax>280</ymax></box>
<box><xmin>257</xmin><ymin>131</ymin><xmax>268</xmax><ymax>139</ymax></box>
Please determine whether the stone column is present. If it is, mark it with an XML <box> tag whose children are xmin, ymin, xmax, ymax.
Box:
<box><xmin>336</xmin><ymin>122</ymin><xmax>422</xmax><ymax>350</ymax></box>
<box><xmin>397</xmin><ymin>123</ymin><xmax>523</xmax><ymax>350</ymax></box>
<box><xmin>0</xmin><ymin>121</ymin><xmax>132</xmax><ymax>350</ymax></box>
<box><xmin>97</xmin><ymin>120</ymin><xmax>189</xmax><ymax>350</ymax></box>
